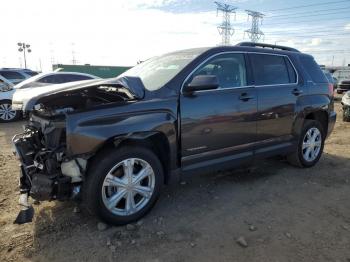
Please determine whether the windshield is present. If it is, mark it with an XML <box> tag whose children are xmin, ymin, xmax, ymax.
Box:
<box><xmin>119</xmin><ymin>50</ymin><xmax>204</xmax><ymax>91</ymax></box>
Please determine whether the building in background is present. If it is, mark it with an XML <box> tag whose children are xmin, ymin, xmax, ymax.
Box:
<box><xmin>52</xmin><ymin>64</ymin><xmax>132</xmax><ymax>78</ymax></box>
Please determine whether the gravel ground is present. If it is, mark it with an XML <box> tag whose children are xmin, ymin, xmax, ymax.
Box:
<box><xmin>0</xmin><ymin>96</ymin><xmax>349</xmax><ymax>262</ymax></box>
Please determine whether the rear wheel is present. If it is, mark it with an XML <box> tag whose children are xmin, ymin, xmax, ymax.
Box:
<box><xmin>0</xmin><ymin>100</ymin><xmax>20</xmax><ymax>123</ymax></box>
<box><xmin>287</xmin><ymin>120</ymin><xmax>325</xmax><ymax>168</ymax></box>
<box><xmin>83</xmin><ymin>146</ymin><xmax>164</xmax><ymax>225</ymax></box>
<box><xmin>343</xmin><ymin>108</ymin><xmax>350</xmax><ymax>122</ymax></box>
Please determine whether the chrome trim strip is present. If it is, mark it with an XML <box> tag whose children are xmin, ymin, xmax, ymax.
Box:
<box><xmin>182</xmin><ymin>141</ymin><xmax>257</xmax><ymax>162</ymax></box>
<box><xmin>182</xmin><ymin>151</ymin><xmax>252</xmax><ymax>172</ymax></box>
<box><xmin>255</xmin><ymin>142</ymin><xmax>293</xmax><ymax>154</ymax></box>
<box><xmin>180</xmin><ymin>51</ymin><xmax>299</xmax><ymax>94</ymax></box>
<box><xmin>182</xmin><ymin>135</ymin><xmax>294</xmax><ymax>162</ymax></box>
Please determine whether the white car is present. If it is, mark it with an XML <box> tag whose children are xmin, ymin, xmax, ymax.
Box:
<box><xmin>0</xmin><ymin>72</ymin><xmax>99</xmax><ymax>122</ymax></box>
<box><xmin>0</xmin><ymin>69</ymin><xmax>37</xmax><ymax>122</ymax></box>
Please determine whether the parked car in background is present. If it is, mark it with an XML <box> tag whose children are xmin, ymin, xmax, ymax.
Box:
<box><xmin>0</xmin><ymin>68</ymin><xmax>37</xmax><ymax>85</ymax></box>
<box><xmin>0</xmin><ymin>72</ymin><xmax>98</xmax><ymax>122</ymax></box>
<box><xmin>341</xmin><ymin>91</ymin><xmax>350</xmax><ymax>122</ymax></box>
<box><xmin>0</xmin><ymin>76</ymin><xmax>17</xmax><ymax>122</ymax></box>
<box><xmin>12</xmin><ymin>42</ymin><xmax>336</xmax><ymax>225</ymax></box>
<box><xmin>0</xmin><ymin>68</ymin><xmax>39</xmax><ymax>122</ymax></box>
<box><xmin>337</xmin><ymin>80</ymin><xmax>350</xmax><ymax>94</ymax></box>
<box><xmin>333</xmin><ymin>69</ymin><xmax>350</xmax><ymax>94</ymax></box>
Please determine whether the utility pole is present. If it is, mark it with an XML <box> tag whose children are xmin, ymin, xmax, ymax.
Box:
<box><xmin>71</xmin><ymin>43</ymin><xmax>77</xmax><ymax>65</ymax></box>
<box><xmin>245</xmin><ymin>10</ymin><xmax>264</xmax><ymax>43</ymax></box>
<box><xmin>215</xmin><ymin>1</ymin><xmax>237</xmax><ymax>45</ymax></box>
<box><xmin>50</xmin><ymin>42</ymin><xmax>55</xmax><ymax>66</ymax></box>
<box><xmin>17</xmin><ymin>42</ymin><xmax>32</xmax><ymax>69</ymax></box>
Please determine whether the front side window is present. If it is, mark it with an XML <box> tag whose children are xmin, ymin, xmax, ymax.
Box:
<box><xmin>250</xmin><ymin>54</ymin><xmax>296</xmax><ymax>86</ymax></box>
<box><xmin>190</xmin><ymin>53</ymin><xmax>247</xmax><ymax>89</ymax></box>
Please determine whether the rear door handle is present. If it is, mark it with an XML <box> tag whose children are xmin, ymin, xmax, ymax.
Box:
<box><xmin>292</xmin><ymin>88</ymin><xmax>303</xmax><ymax>96</ymax></box>
<box><xmin>239</xmin><ymin>92</ymin><xmax>254</xmax><ymax>101</ymax></box>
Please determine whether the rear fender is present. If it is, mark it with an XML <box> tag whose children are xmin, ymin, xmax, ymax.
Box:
<box><xmin>293</xmin><ymin>94</ymin><xmax>331</xmax><ymax>137</ymax></box>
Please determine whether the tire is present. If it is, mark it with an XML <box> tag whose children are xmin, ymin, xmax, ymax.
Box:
<box><xmin>0</xmin><ymin>100</ymin><xmax>20</xmax><ymax>123</ymax></box>
<box><xmin>343</xmin><ymin>108</ymin><xmax>350</xmax><ymax>122</ymax></box>
<box><xmin>287</xmin><ymin>120</ymin><xmax>325</xmax><ymax>168</ymax></box>
<box><xmin>83</xmin><ymin>146</ymin><xmax>164</xmax><ymax>225</ymax></box>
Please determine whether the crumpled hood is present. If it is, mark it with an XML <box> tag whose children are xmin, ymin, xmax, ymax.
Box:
<box><xmin>12</xmin><ymin>76</ymin><xmax>145</xmax><ymax>111</ymax></box>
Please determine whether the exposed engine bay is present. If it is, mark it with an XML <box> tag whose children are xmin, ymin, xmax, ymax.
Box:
<box><xmin>12</xmin><ymin>82</ymin><xmax>139</xmax><ymax>223</ymax></box>
<box><xmin>33</xmin><ymin>85</ymin><xmax>135</xmax><ymax>117</ymax></box>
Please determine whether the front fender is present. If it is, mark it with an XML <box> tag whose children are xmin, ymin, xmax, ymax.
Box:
<box><xmin>65</xmin><ymin>98</ymin><xmax>178</xmax><ymax>161</ymax></box>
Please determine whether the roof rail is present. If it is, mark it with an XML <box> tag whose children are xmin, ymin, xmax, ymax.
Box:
<box><xmin>236</xmin><ymin>42</ymin><xmax>300</xmax><ymax>53</ymax></box>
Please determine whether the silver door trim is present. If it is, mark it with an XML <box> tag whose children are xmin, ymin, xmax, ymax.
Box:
<box><xmin>180</xmin><ymin>51</ymin><xmax>299</xmax><ymax>94</ymax></box>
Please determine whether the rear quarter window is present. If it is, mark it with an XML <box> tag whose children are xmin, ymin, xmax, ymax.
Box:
<box><xmin>300</xmin><ymin>56</ymin><xmax>327</xmax><ymax>83</ymax></box>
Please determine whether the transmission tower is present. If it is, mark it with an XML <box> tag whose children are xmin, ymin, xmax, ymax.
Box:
<box><xmin>215</xmin><ymin>1</ymin><xmax>237</xmax><ymax>45</ymax></box>
<box><xmin>245</xmin><ymin>10</ymin><xmax>264</xmax><ymax>42</ymax></box>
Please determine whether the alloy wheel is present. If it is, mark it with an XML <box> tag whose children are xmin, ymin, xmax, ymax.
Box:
<box><xmin>101</xmin><ymin>158</ymin><xmax>155</xmax><ymax>216</ymax></box>
<box><xmin>0</xmin><ymin>103</ymin><xmax>17</xmax><ymax>121</ymax></box>
<box><xmin>302</xmin><ymin>127</ymin><xmax>322</xmax><ymax>162</ymax></box>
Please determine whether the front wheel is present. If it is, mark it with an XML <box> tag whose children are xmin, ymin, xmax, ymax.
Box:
<box><xmin>83</xmin><ymin>146</ymin><xmax>164</xmax><ymax>225</ymax></box>
<box><xmin>0</xmin><ymin>100</ymin><xmax>20</xmax><ymax>123</ymax></box>
<box><xmin>287</xmin><ymin>120</ymin><xmax>325</xmax><ymax>168</ymax></box>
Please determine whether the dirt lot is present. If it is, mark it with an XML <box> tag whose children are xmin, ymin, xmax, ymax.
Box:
<box><xmin>0</xmin><ymin>97</ymin><xmax>349</xmax><ymax>262</ymax></box>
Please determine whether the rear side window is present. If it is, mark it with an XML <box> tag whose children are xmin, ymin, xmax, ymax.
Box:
<box><xmin>0</xmin><ymin>71</ymin><xmax>25</xmax><ymax>80</ymax></box>
<box><xmin>61</xmin><ymin>74</ymin><xmax>93</xmax><ymax>82</ymax></box>
<box><xmin>250</xmin><ymin>54</ymin><xmax>296</xmax><ymax>85</ymax></box>
<box><xmin>37</xmin><ymin>75</ymin><xmax>59</xmax><ymax>84</ymax></box>
<box><xmin>37</xmin><ymin>74</ymin><xmax>92</xmax><ymax>84</ymax></box>
<box><xmin>24</xmin><ymin>71</ymin><xmax>38</xmax><ymax>76</ymax></box>
<box><xmin>300</xmin><ymin>56</ymin><xmax>327</xmax><ymax>83</ymax></box>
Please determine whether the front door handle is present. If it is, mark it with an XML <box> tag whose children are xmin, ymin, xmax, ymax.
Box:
<box><xmin>292</xmin><ymin>88</ymin><xmax>303</xmax><ymax>96</ymax></box>
<box><xmin>239</xmin><ymin>93</ymin><xmax>254</xmax><ymax>101</ymax></box>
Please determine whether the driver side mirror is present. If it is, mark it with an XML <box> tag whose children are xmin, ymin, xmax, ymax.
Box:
<box><xmin>183</xmin><ymin>75</ymin><xmax>219</xmax><ymax>94</ymax></box>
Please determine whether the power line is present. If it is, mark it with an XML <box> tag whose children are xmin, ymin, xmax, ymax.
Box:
<box><xmin>267</xmin><ymin>6</ymin><xmax>350</xmax><ymax>18</ymax></box>
<box><xmin>264</xmin><ymin>15</ymin><xmax>350</xmax><ymax>25</ymax></box>
<box><xmin>263</xmin><ymin>0</ymin><xmax>350</xmax><ymax>12</ymax></box>
<box><xmin>264</xmin><ymin>28</ymin><xmax>349</xmax><ymax>34</ymax></box>
<box><xmin>267</xmin><ymin>9</ymin><xmax>350</xmax><ymax>21</ymax></box>
<box><xmin>266</xmin><ymin>33</ymin><xmax>350</xmax><ymax>38</ymax></box>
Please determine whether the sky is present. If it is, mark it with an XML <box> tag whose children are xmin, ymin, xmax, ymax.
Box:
<box><xmin>1</xmin><ymin>0</ymin><xmax>350</xmax><ymax>71</ymax></box>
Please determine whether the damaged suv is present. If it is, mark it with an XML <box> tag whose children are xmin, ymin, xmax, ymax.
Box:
<box><xmin>13</xmin><ymin>42</ymin><xmax>336</xmax><ymax>225</ymax></box>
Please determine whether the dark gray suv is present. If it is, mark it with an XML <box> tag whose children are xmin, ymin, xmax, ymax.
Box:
<box><xmin>12</xmin><ymin>42</ymin><xmax>336</xmax><ymax>225</ymax></box>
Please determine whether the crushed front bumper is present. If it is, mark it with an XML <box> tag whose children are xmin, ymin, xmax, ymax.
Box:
<box><xmin>12</xmin><ymin>124</ymin><xmax>83</xmax><ymax>224</ymax></box>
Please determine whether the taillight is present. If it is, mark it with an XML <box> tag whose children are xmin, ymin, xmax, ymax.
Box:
<box><xmin>328</xmin><ymin>83</ymin><xmax>334</xmax><ymax>97</ymax></box>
